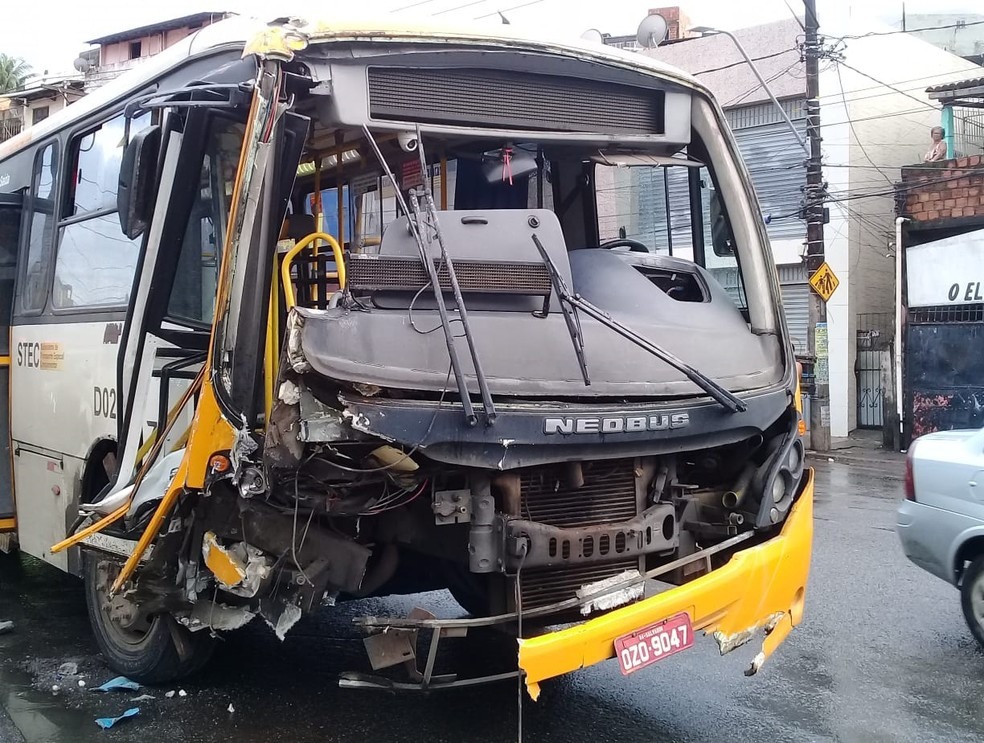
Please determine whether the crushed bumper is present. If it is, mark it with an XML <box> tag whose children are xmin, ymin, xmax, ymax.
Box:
<box><xmin>517</xmin><ymin>469</ymin><xmax>814</xmax><ymax>699</ymax></box>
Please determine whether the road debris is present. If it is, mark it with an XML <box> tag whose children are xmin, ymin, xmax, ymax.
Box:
<box><xmin>227</xmin><ymin>703</ymin><xmax>235</xmax><ymax>714</ymax></box>
<box><xmin>178</xmin><ymin>689</ymin><xmax>187</xmax><ymax>697</ymax></box>
<box><xmin>130</xmin><ymin>694</ymin><xmax>156</xmax><ymax>702</ymax></box>
<box><xmin>95</xmin><ymin>707</ymin><xmax>140</xmax><ymax>730</ymax></box>
<box><xmin>51</xmin><ymin>684</ymin><xmax>60</xmax><ymax>694</ymax></box>
<box><xmin>0</xmin><ymin>620</ymin><xmax>13</xmax><ymax>635</ymax></box>
<box><xmin>57</xmin><ymin>661</ymin><xmax>78</xmax><ymax>676</ymax></box>
<box><xmin>93</xmin><ymin>676</ymin><xmax>142</xmax><ymax>693</ymax></box>
<box><xmin>165</xmin><ymin>690</ymin><xmax>176</xmax><ymax>699</ymax></box>
<box><xmin>78</xmin><ymin>679</ymin><xmax>86</xmax><ymax>688</ymax></box>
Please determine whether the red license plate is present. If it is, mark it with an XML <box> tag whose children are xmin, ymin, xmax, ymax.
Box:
<box><xmin>614</xmin><ymin>612</ymin><xmax>694</xmax><ymax>675</ymax></box>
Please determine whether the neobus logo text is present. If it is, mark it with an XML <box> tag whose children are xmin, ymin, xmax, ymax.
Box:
<box><xmin>543</xmin><ymin>413</ymin><xmax>690</xmax><ymax>435</ymax></box>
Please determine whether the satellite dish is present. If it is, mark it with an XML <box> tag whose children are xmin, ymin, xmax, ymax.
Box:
<box><xmin>73</xmin><ymin>57</ymin><xmax>91</xmax><ymax>73</ymax></box>
<box><xmin>580</xmin><ymin>28</ymin><xmax>605</xmax><ymax>44</ymax></box>
<box><xmin>636</xmin><ymin>14</ymin><xmax>669</xmax><ymax>48</ymax></box>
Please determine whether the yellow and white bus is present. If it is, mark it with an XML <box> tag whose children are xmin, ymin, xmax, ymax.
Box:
<box><xmin>0</xmin><ymin>15</ymin><xmax>812</xmax><ymax>697</ymax></box>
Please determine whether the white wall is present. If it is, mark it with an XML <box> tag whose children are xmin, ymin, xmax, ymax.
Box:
<box><xmin>817</xmin><ymin>13</ymin><xmax>981</xmax><ymax>436</ymax></box>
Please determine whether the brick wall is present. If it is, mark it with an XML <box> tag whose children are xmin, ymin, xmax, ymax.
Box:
<box><xmin>649</xmin><ymin>6</ymin><xmax>691</xmax><ymax>40</ymax></box>
<box><xmin>900</xmin><ymin>155</ymin><xmax>984</xmax><ymax>222</ymax></box>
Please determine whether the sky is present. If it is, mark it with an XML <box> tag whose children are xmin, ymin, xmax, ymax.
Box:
<box><xmin>1</xmin><ymin>0</ymin><xmax>980</xmax><ymax>77</ymax></box>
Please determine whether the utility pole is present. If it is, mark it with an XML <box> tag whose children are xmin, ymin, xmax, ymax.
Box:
<box><xmin>803</xmin><ymin>0</ymin><xmax>831</xmax><ymax>451</ymax></box>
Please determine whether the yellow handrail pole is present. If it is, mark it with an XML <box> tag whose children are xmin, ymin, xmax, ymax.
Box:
<box><xmin>312</xmin><ymin>158</ymin><xmax>322</xmax><ymax>304</ymax></box>
<box><xmin>271</xmin><ymin>250</ymin><xmax>280</xmax><ymax>381</ymax></box>
<box><xmin>281</xmin><ymin>232</ymin><xmax>345</xmax><ymax>309</ymax></box>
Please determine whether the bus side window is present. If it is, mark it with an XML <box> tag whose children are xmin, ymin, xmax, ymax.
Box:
<box><xmin>53</xmin><ymin>114</ymin><xmax>144</xmax><ymax>309</ymax></box>
<box><xmin>168</xmin><ymin>119</ymin><xmax>244</xmax><ymax>326</ymax></box>
<box><xmin>20</xmin><ymin>142</ymin><xmax>58</xmax><ymax>313</ymax></box>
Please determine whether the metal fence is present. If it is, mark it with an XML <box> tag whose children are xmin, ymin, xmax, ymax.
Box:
<box><xmin>0</xmin><ymin>118</ymin><xmax>22</xmax><ymax>143</ymax></box>
<box><xmin>857</xmin><ymin>313</ymin><xmax>893</xmax><ymax>430</ymax></box>
<box><xmin>954</xmin><ymin>105</ymin><xmax>984</xmax><ymax>158</ymax></box>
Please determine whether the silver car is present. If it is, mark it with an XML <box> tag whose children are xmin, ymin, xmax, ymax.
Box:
<box><xmin>897</xmin><ymin>428</ymin><xmax>984</xmax><ymax>646</ymax></box>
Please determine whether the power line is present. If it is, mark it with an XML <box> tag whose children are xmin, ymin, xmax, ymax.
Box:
<box><xmin>723</xmin><ymin>60</ymin><xmax>801</xmax><ymax>108</ymax></box>
<box><xmin>835</xmin><ymin>62</ymin><xmax>896</xmax><ymax>188</ymax></box>
<box><xmin>390</xmin><ymin>0</ymin><xmax>441</xmax><ymax>12</ymax></box>
<box><xmin>433</xmin><ymin>0</ymin><xmax>488</xmax><ymax>15</ymax></box>
<box><xmin>693</xmin><ymin>47</ymin><xmax>800</xmax><ymax>77</ymax></box>
<box><xmin>473</xmin><ymin>0</ymin><xmax>543</xmax><ymax>19</ymax></box>
<box><xmin>832</xmin><ymin>18</ymin><xmax>984</xmax><ymax>42</ymax></box>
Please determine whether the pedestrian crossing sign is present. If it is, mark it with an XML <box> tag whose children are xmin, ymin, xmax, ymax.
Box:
<box><xmin>809</xmin><ymin>262</ymin><xmax>839</xmax><ymax>302</ymax></box>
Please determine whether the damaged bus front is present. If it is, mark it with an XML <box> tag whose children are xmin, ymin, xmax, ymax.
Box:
<box><xmin>10</xmin><ymin>17</ymin><xmax>812</xmax><ymax>695</ymax></box>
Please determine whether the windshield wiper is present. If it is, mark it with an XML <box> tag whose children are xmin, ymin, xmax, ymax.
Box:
<box><xmin>411</xmin><ymin>126</ymin><xmax>496</xmax><ymax>425</ymax></box>
<box><xmin>531</xmin><ymin>235</ymin><xmax>747</xmax><ymax>414</ymax></box>
<box><xmin>531</xmin><ymin>235</ymin><xmax>589</xmax><ymax>386</ymax></box>
<box><xmin>362</xmin><ymin>125</ymin><xmax>494</xmax><ymax>426</ymax></box>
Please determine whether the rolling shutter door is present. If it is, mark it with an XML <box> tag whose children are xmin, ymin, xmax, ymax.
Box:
<box><xmin>778</xmin><ymin>263</ymin><xmax>809</xmax><ymax>355</ymax></box>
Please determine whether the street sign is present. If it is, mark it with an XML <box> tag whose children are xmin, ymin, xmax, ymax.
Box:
<box><xmin>809</xmin><ymin>262</ymin><xmax>840</xmax><ymax>302</ymax></box>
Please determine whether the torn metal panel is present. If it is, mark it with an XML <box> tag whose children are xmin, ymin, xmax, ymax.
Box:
<box><xmin>712</xmin><ymin>611</ymin><xmax>783</xmax><ymax>655</ymax></box>
<box><xmin>184</xmin><ymin>601</ymin><xmax>256</xmax><ymax>632</ymax></box>
<box><xmin>201</xmin><ymin>531</ymin><xmax>246</xmax><ymax>586</ymax></box>
<box><xmin>577</xmin><ymin>570</ymin><xmax>645</xmax><ymax>616</ymax></box>
<box><xmin>286</xmin><ymin>310</ymin><xmax>312</xmax><ymax>373</ymax></box>
<box><xmin>263</xmin><ymin>601</ymin><xmax>303</xmax><ymax>641</ymax></box>
<box><xmin>297</xmin><ymin>386</ymin><xmax>350</xmax><ymax>442</ymax></box>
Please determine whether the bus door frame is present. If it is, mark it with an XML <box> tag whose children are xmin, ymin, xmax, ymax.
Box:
<box><xmin>0</xmin><ymin>192</ymin><xmax>21</xmax><ymax>531</ymax></box>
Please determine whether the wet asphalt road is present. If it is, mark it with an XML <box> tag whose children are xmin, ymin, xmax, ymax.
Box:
<box><xmin>3</xmin><ymin>457</ymin><xmax>984</xmax><ymax>743</ymax></box>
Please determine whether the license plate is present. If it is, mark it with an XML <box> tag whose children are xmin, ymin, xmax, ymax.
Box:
<box><xmin>614</xmin><ymin>612</ymin><xmax>694</xmax><ymax>675</ymax></box>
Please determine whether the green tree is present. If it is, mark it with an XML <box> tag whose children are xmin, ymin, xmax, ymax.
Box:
<box><xmin>0</xmin><ymin>54</ymin><xmax>31</xmax><ymax>94</ymax></box>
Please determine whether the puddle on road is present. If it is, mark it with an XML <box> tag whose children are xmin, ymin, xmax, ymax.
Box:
<box><xmin>0</xmin><ymin>660</ymin><xmax>96</xmax><ymax>743</ymax></box>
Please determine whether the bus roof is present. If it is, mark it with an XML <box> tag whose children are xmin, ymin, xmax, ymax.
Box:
<box><xmin>0</xmin><ymin>15</ymin><xmax>706</xmax><ymax>163</ymax></box>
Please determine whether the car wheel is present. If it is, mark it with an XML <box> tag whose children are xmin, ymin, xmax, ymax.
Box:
<box><xmin>960</xmin><ymin>556</ymin><xmax>984</xmax><ymax>649</ymax></box>
<box><xmin>84</xmin><ymin>552</ymin><xmax>214</xmax><ymax>683</ymax></box>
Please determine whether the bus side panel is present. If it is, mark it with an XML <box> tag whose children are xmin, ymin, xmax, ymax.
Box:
<box><xmin>10</xmin><ymin>321</ymin><xmax>119</xmax><ymax>569</ymax></box>
<box><xmin>11</xmin><ymin>450</ymin><xmax>83</xmax><ymax>570</ymax></box>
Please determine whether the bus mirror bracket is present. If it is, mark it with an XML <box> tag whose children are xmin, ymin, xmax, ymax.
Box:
<box><xmin>118</xmin><ymin>124</ymin><xmax>162</xmax><ymax>240</ymax></box>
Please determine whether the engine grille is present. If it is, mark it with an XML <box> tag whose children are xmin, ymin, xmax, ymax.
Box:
<box><xmin>347</xmin><ymin>255</ymin><xmax>552</xmax><ymax>296</ymax></box>
<box><xmin>367</xmin><ymin>67</ymin><xmax>665</xmax><ymax>135</ymax></box>
<box><xmin>518</xmin><ymin>459</ymin><xmax>642</xmax><ymax>610</ymax></box>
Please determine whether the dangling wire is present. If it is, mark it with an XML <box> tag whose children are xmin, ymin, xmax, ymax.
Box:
<box><xmin>513</xmin><ymin>540</ymin><xmax>528</xmax><ymax>743</ymax></box>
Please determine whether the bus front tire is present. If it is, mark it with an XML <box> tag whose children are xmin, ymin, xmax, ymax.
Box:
<box><xmin>83</xmin><ymin>553</ymin><xmax>215</xmax><ymax>684</ymax></box>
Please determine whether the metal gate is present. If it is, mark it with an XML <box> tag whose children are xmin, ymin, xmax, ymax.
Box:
<box><xmin>856</xmin><ymin>313</ymin><xmax>892</xmax><ymax>429</ymax></box>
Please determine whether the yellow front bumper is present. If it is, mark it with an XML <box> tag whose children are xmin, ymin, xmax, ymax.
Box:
<box><xmin>518</xmin><ymin>469</ymin><xmax>814</xmax><ymax>699</ymax></box>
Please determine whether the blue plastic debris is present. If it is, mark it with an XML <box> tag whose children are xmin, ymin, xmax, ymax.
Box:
<box><xmin>95</xmin><ymin>707</ymin><xmax>140</xmax><ymax>730</ymax></box>
<box><xmin>93</xmin><ymin>676</ymin><xmax>142</xmax><ymax>693</ymax></box>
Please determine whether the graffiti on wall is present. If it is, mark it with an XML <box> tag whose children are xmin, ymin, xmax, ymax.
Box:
<box><xmin>912</xmin><ymin>391</ymin><xmax>984</xmax><ymax>438</ymax></box>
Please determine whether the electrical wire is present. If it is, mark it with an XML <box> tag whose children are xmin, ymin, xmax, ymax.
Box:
<box><xmin>474</xmin><ymin>0</ymin><xmax>543</xmax><ymax>20</ymax></box>
<box><xmin>692</xmin><ymin>47</ymin><xmax>800</xmax><ymax>77</ymax></box>
<box><xmin>314</xmin><ymin>361</ymin><xmax>455</xmax><ymax>475</ymax></box>
<box><xmin>831</xmin><ymin>18</ymin><xmax>984</xmax><ymax>42</ymax></box>
<box><xmin>835</xmin><ymin>62</ymin><xmax>896</xmax><ymax>188</ymax></box>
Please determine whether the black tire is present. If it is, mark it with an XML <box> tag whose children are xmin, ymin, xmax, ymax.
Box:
<box><xmin>83</xmin><ymin>552</ymin><xmax>215</xmax><ymax>684</ymax></box>
<box><xmin>447</xmin><ymin>573</ymin><xmax>493</xmax><ymax>617</ymax></box>
<box><xmin>960</xmin><ymin>555</ymin><xmax>984</xmax><ymax>649</ymax></box>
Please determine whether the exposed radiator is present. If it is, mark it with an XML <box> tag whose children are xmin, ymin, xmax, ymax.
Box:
<box><xmin>518</xmin><ymin>459</ymin><xmax>643</xmax><ymax>610</ymax></box>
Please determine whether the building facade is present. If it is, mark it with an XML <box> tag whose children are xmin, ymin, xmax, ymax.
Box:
<box><xmin>630</xmin><ymin>10</ymin><xmax>981</xmax><ymax>439</ymax></box>
<box><xmin>897</xmin><ymin>77</ymin><xmax>984</xmax><ymax>443</ymax></box>
<box><xmin>80</xmin><ymin>12</ymin><xmax>229</xmax><ymax>89</ymax></box>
